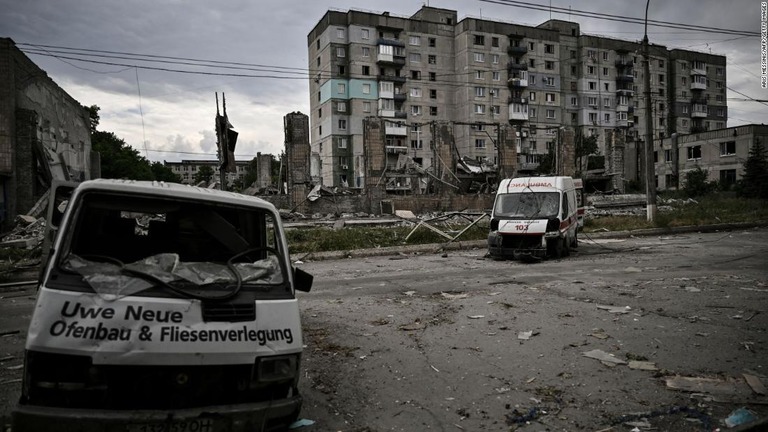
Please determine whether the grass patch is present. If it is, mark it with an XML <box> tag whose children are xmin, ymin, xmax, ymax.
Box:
<box><xmin>584</xmin><ymin>195</ymin><xmax>768</xmax><ymax>233</ymax></box>
<box><xmin>290</xmin><ymin>195</ymin><xmax>767</xmax><ymax>253</ymax></box>
<box><xmin>286</xmin><ymin>222</ymin><xmax>490</xmax><ymax>254</ymax></box>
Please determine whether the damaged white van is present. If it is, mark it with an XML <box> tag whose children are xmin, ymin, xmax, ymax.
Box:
<box><xmin>13</xmin><ymin>179</ymin><xmax>312</xmax><ymax>432</ymax></box>
<box><xmin>488</xmin><ymin>176</ymin><xmax>580</xmax><ymax>260</ymax></box>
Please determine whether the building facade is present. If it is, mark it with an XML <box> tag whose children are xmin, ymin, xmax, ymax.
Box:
<box><xmin>657</xmin><ymin>124</ymin><xmax>767</xmax><ymax>191</ymax></box>
<box><xmin>308</xmin><ymin>6</ymin><xmax>728</xmax><ymax>191</ymax></box>
<box><xmin>0</xmin><ymin>38</ymin><xmax>94</xmax><ymax>230</ymax></box>
<box><xmin>164</xmin><ymin>160</ymin><xmax>249</xmax><ymax>186</ymax></box>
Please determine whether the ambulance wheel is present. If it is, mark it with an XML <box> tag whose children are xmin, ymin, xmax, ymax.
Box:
<box><xmin>571</xmin><ymin>231</ymin><xmax>579</xmax><ymax>249</ymax></box>
<box><xmin>547</xmin><ymin>239</ymin><xmax>564</xmax><ymax>259</ymax></box>
<box><xmin>562</xmin><ymin>237</ymin><xmax>571</xmax><ymax>257</ymax></box>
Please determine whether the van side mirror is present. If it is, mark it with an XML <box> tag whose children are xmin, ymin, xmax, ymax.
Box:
<box><xmin>490</xmin><ymin>218</ymin><xmax>499</xmax><ymax>231</ymax></box>
<box><xmin>294</xmin><ymin>267</ymin><xmax>313</xmax><ymax>293</ymax></box>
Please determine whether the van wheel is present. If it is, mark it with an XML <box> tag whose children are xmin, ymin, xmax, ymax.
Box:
<box><xmin>547</xmin><ymin>239</ymin><xmax>564</xmax><ymax>259</ymax></box>
<box><xmin>571</xmin><ymin>231</ymin><xmax>579</xmax><ymax>249</ymax></box>
<box><xmin>562</xmin><ymin>237</ymin><xmax>571</xmax><ymax>257</ymax></box>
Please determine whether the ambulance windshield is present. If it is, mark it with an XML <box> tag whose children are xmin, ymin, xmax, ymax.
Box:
<box><xmin>494</xmin><ymin>192</ymin><xmax>560</xmax><ymax>219</ymax></box>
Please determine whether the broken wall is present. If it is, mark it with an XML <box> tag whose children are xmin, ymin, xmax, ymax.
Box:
<box><xmin>284</xmin><ymin>112</ymin><xmax>310</xmax><ymax>184</ymax></box>
<box><xmin>497</xmin><ymin>125</ymin><xmax>517</xmax><ymax>179</ymax></box>
<box><xmin>0</xmin><ymin>38</ymin><xmax>92</xmax><ymax>230</ymax></box>
<box><xmin>606</xmin><ymin>130</ymin><xmax>626</xmax><ymax>192</ymax></box>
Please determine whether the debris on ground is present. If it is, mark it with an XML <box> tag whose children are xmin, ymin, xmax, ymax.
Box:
<box><xmin>628</xmin><ymin>361</ymin><xmax>658</xmax><ymax>371</ymax></box>
<box><xmin>664</xmin><ymin>375</ymin><xmax>753</xmax><ymax>398</ymax></box>
<box><xmin>582</xmin><ymin>349</ymin><xmax>627</xmax><ymax>366</ymax></box>
<box><xmin>596</xmin><ymin>305</ymin><xmax>632</xmax><ymax>314</ymax></box>
<box><xmin>724</xmin><ymin>407</ymin><xmax>758</xmax><ymax>428</ymax></box>
<box><xmin>743</xmin><ymin>373</ymin><xmax>768</xmax><ymax>395</ymax></box>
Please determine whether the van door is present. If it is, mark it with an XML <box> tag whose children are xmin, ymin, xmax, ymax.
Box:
<box><xmin>40</xmin><ymin>180</ymin><xmax>78</xmax><ymax>275</ymax></box>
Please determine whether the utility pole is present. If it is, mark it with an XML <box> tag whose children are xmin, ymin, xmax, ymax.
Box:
<box><xmin>642</xmin><ymin>0</ymin><xmax>657</xmax><ymax>222</ymax></box>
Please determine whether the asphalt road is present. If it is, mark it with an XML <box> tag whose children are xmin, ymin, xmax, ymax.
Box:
<box><xmin>1</xmin><ymin>228</ymin><xmax>767</xmax><ymax>431</ymax></box>
<box><xmin>296</xmin><ymin>228</ymin><xmax>768</xmax><ymax>431</ymax></box>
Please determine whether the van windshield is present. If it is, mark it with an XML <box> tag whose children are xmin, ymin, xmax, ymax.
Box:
<box><xmin>494</xmin><ymin>192</ymin><xmax>560</xmax><ymax>219</ymax></box>
<box><xmin>55</xmin><ymin>191</ymin><xmax>287</xmax><ymax>300</ymax></box>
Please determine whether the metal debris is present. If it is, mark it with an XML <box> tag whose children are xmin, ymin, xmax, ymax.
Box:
<box><xmin>582</xmin><ymin>349</ymin><xmax>627</xmax><ymax>365</ymax></box>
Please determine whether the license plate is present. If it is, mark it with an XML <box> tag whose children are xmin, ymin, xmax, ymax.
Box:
<box><xmin>126</xmin><ymin>418</ymin><xmax>216</xmax><ymax>432</ymax></box>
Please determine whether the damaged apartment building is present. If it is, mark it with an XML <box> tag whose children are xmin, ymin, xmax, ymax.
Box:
<box><xmin>306</xmin><ymin>6</ymin><xmax>728</xmax><ymax>194</ymax></box>
<box><xmin>0</xmin><ymin>38</ymin><xmax>94</xmax><ymax>231</ymax></box>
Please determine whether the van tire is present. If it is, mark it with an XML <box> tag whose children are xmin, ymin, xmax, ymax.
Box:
<box><xmin>562</xmin><ymin>237</ymin><xmax>571</xmax><ymax>257</ymax></box>
<box><xmin>547</xmin><ymin>238</ymin><xmax>564</xmax><ymax>259</ymax></box>
<box><xmin>571</xmin><ymin>232</ymin><xmax>579</xmax><ymax>249</ymax></box>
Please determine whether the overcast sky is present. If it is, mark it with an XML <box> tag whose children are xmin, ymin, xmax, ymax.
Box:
<box><xmin>1</xmin><ymin>0</ymin><xmax>762</xmax><ymax>163</ymax></box>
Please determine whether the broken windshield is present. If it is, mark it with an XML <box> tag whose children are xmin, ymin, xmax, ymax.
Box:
<box><xmin>494</xmin><ymin>192</ymin><xmax>560</xmax><ymax>219</ymax></box>
<box><xmin>62</xmin><ymin>253</ymin><xmax>283</xmax><ymax>300</ymax></box>
<box><xmin>54</xmin><ymin>191</ymin><xmax>287</xmax><ymax>299</ymax></box>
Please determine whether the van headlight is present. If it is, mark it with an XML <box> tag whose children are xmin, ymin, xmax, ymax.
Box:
<box><xmin>257</xmin><ymin>355</ymin><xmax>298</xmax><ymax>383</ymax></box>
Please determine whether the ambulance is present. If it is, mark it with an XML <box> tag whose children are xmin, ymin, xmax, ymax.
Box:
<box><xmin>488</xmin><ymin>176</ymin><xmax>580</xmax><ymax>260</ymax></box>
<box><xmin>13</xmin><ymin>179</ymin><xmax>312</xmax><ymax>432</ymax></box>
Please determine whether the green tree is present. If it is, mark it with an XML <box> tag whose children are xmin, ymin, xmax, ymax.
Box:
<box><xmin>92</xmin><ymin>130</ymin><xmax>153</xmax><ymax>180</ymax></box>
<box><xmin>193</xmin><ymin>165</ymin><xmax>215</xmax><ymax>185</ymax></box>
<box><xmin>151</xmin><ymin>162</ymin><xmax>182</xmax><ymax>183</ymax></box>
<box><xmin>575</xmin><ymin>133</ymin><xmax>599</xmax><ymax>175</ymax></box>
<box><xmin>84</xmin><ymin>104</ymin><xmax>100</xmax><ymax>133</ymax></box>
<box><xmin>272</xmin><ymin>153</ymin><xmax>284</xmax><ymax>186</ymax></box>
<box><xmin>242</xmin><ymin>157</ymin><xmax>260</xmax><ymax>189</ymax></box>
<box><xmin>85</xmin><ymin>104</ymin><xmax>157</xmax><ymax>180</ymax></box>
<box><xmin>536</xmin><ymin>153</ymin><xmax>554</xmax><ymax>175</ymax></box>
<box><xmin>683</xmin><ymin>166</ymin><xmax>715</xmax><ymax>198</ymax></box>
<box><xmin>736</xmin><ymin>138</ymin><xmax>768</xmax><ymax>199</ymax></box>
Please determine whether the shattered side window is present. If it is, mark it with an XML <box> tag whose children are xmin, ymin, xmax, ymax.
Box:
<box><xmin>52</xmin><ymin>192</ymin><xmax>287</xmax><ymax>299</ymax></box>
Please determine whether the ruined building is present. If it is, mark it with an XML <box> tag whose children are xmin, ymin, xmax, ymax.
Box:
<box><xmin>0</xmin><ymin>38</ymin><xmax>94</xmax><ymax>231</ymax></box>
<box><xmin>307</xmin><ymin>6</ymin><xmax>727</xmax><ymax>192</ymax></box>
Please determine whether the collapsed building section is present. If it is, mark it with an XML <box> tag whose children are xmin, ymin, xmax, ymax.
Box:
<box><xmin>0</xmin><ymin>38</ymin><xmax>94</xmax><ymax>231</ymax></box>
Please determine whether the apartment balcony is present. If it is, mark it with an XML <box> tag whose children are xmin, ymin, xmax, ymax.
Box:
<box><xmin>507</xmin><ymin>45</ymin><xmax>527</xmax><ymax>56</ymax></box>
<box><xmin>378</xmin><ymin>109</ymin><xmax>395</xmax><ymax>118</ymax></box>
<box><xmin>385</xmin><ymin>124</ymin><xmax>408</xmax><ymax>136</ymax></box>
<box><xmin>377</xmin><ymin>38</ymin><xmax>405</xmax><ymax>48</ymax></box>
<box><xmin>378</xmin><ymin>74</ymin><xmax>406</xmax><ymax>83</ymax></box>
<box><xmin>616</xmin><ymin>104</ymin><xmax>629</xmax><ymax>112</ymax></box>
<box><xmin>691</xmin><ymin>105</ymin><xmax>708</xmax><ymax>118</ymax></box>
<box><xmin>615</xmin><ymin>74</ymin><xmax>634</xmax><ymax>83</ymax></box>
<box><xmin>394</xmin><ymin>111</ymin><xmax>407</xmax><ymax>119</ymax></box>
<box><xmin>690</xmin><ymin>80</ymin><xmax>706</xmax><ymax>90</ymax></box>
<box><xmin>615</xmin><ymin>58</ymin><xmax>632</xmax><ymax>67</ymax></box>
<box><xmin>615</xmin><ymin>118</ymin><xmax>629</xmax><ymax>128</ymax></box>
<box><xmin>616</xmin><ymin>88</ymin><xmax>634</xmax><ymax>96</ymax></box>
<box><xmin>507</xmin><ymin>61</ymin><xmax>528</xmax><ymax>71</ymax></box>
<box><xmin>627</xmin><ymin>105</ymin><xmax>635</xmax><ymax>113</ymax></box>
<box><xmin>376</xmin><ymin>54</ymin><xmax>405</xmax><ymax>67</ymax></box>
<box><xmin>518</xmin><ymin>162</ymin><xmax>539</xmax><ymax>171</ymax></box>
<box><xmin>508</xmin><ymin>103</ymin><xmax>529</xmax><ymax>121</ymax></box>
<box><xmin>508</xmin><ymin>96</ymin><xmax>528</xmax><ymax>105</ymax></box>
<box><xmin>393</xmin><ymin>93</ymin><xmax>407</xmax><ymax>102</ymax></box>
<box><xmin>385</xmin><ymin>145</ymin><xmax>409</xmax><ymax>154</ymax></box>
<box><xmin>690</xmin><ymin>65</ymin><xmax>706</xmax><ymax>76</ymax></box>
<box><xmin>507</xmin><ymin>77</ymin><xmax>529</xmax><ymax>88</ymax></box>
<box><xmin>690</xmin><ymin>125</ymin><xmax>706</xmax><ymax>133</ymax></box>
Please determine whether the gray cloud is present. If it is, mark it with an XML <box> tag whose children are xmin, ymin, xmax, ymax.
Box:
<box><xmin>2</xmin><ymin>0</ymin><xmax>764</xmax><ymax>161</ymax></box>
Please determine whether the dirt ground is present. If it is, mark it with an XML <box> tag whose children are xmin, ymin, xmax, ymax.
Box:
<box><xmin>1</xmin><ymin>228</ymin><xmax>767</xmax><ymax>431</ymax></box>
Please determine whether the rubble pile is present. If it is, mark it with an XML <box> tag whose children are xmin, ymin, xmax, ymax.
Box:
<box><xmin>0</xmin><ymin>216</ymin><xmax>46</xmax><ymax>250</ymax></box>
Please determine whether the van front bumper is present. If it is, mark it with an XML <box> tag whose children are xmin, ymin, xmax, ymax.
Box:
<box><xmin>487</xmin><ymin>232</ymin><xmax>547</xmax><ymax>259</ymax></box>
<box><xmin>12</xmin><ymin>396</ymin><xmax>302</xmax><ymax>432</ymax></box>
